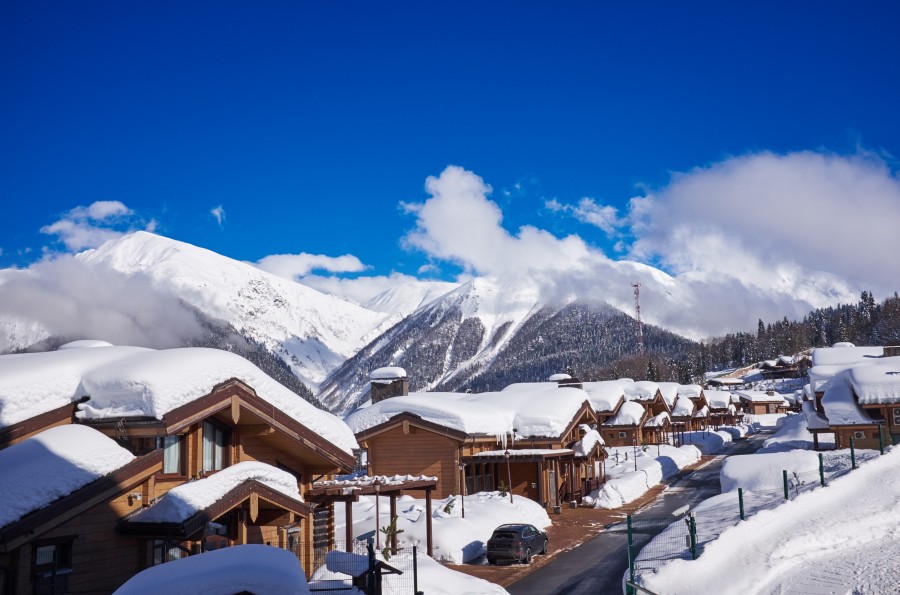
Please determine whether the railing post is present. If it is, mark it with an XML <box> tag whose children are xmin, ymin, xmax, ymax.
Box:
<box><xmin>850</xmin><ymin>436</ymin><xmax>857</xmax><ymax>469</ymax></box>
<box><xmin>818</xmin><ymin>452</ymin><xmax>825</xmax><ymax>487</ymax></box>
<box><xmin>688</xmin><ymin>513</ymin><xmax>698</xmax><ymax>560</ymax></box>
<box><xmin>413</xmin><ymin>544</ymin><xmax>421</xmax><ymax>595</ymax></box>
<box><xmin>738</xmin><ymin>487</ymin><xmax>745</xmax><ymax>521</ymax></box>
<box><xmin>783</xmin><ymin>469</ymin><xmax>789</xmax><ymax>500</ymax></box>
<box><xmin>367</xmin><ymin>538</ymin><xmax>376</xmax><ymax>595</ymax></box>
<box><xmin>626</xmin><ymin>515</ymin><xmax>635</xmax><ymax>595</ymax></box>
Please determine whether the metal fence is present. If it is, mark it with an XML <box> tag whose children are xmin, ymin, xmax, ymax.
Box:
<box><xmin>623</xmin><ymin>443</ymin><xmax>880</xmax><ymax>595</ymax></box>
<box><xmin>302</xmin><ymin>539</ymin><xmax>423</xmax><ymax>595</ymax></box>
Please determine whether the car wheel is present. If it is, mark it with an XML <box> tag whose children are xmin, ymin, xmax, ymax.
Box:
<box><xmin>524</xmin><ymin>547</ymin><xmax>532</xmax><ymax>564</ymax></box>
<box><xmin>541</xmin><ymin>539</ymin><xmax>549</xmax><ymax>555</ymax></box>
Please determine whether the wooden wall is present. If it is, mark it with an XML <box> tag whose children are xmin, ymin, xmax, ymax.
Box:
<box><xmin>365</xmin><ymin>426</ymin><xmax>460</xmax><ymax>498</ymax></box>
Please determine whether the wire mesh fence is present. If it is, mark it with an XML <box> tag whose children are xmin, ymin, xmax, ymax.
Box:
<box><xmin>302</xmin><ymin>538</ymin><xmax>423</xmax><ymax>595</ymax></box>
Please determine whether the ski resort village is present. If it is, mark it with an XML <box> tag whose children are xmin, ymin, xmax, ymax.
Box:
<box><xmin>0</xmin><ymin>233</ymin><xmax>899</xmax><ymax>595</ymax></box>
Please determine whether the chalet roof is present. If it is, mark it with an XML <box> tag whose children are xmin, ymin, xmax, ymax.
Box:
<box><xmin>0</xmin><ymin>344</ymin><xmax>150</xmax><ymax>430</ymax></box>
<box><xmin>581</xmin><ymin>380</ymin><xmax>629</xmax><ymax>413</ymax></box>
<box><xmin>735</xmin><ymin>391</ymin><xmax>785</xmax><ymax>403</ymax></box>
<box><xmin>672</xmin><ymin>396</ymin><xmax>695</xmax><ymax>417</ymax></box>
<box><xmin>571</xmin><ymin>429</ymin><xmax>605</xmax><ymax>458</ymax></box>
<box><xmin>0</xmin><ymin>425</ymin><xmax>135</xmax><ymax>531</ymax></box>
<box><xmin>603</xmin><ymin>400</ymin><xmax>646</xmax><ymax>426</ymax></box>
<box><xmin>75</xmin><ymin>347</ymin><xmax>357</xmax><ymax>454</ymax></box>
<box><xmin>656</xmin><ymin>382</ymin><xmax>679</xmax><ymax>407</ymax></box>
<box><xmin>705</xmin><ymin>390</ymin><xmax>733</xmax><ymax>409</ymax></box>
<box><xmin>848</xmin><ymin>360</ymin><xmax>900</xmax><ymax>405</ymax></box>
<box><xmin>644</xmin><ymin>411</ymin><xmax>670</xmax><ymax>427</ymax></box>
<box><xmin>623</xmin><ymin>381</ymin><xmax>661</xmax><ymax>403</ymax></box>
<box><xmin>693</xmin><ymin>405</ymin><xmax>710</xmax><ymax>418</ymax></box>
<box><xmin>811</xmin><ymin>344</ymin><xmax>883</xmax><ymax>367</ymax></box>
<box><xmin>801</xmin><ymin>400</ymin><xmax>831</xmax><ymax>431</ymax></box>
<box><xmin>127</xmin><ymin>462</ymin><xmax>302</xmax><ymax>524</ymax></box>
<box><xmin>821</xmin><ymin>373</ymin><xmax>876</xmax><ymax>426</ymax></box>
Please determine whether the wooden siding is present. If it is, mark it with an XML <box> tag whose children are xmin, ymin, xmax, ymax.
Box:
<box><xmin>364</xmin><ymin>426</ymin><xmax>460</xmax><ymax>498</ymax></box>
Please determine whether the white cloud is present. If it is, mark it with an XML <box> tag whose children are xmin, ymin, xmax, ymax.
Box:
<box><xmin>255</xmin><ymin>253</ymin><xmax>368</xmax><ymax>281</ymax></box>
<box><xmin>211</xmin><ymin>205</ymin><xmax>226</xmax><ymax>227</ymax></box>
<box><xmin>40</xmin><ymin>200</ymin><xmax>145</xmax><ymax>252</ymax></box>
<box><xmin>546</xmin><ymin>197</ymin><xmax>624</xmax><ymax>236</ymax></box>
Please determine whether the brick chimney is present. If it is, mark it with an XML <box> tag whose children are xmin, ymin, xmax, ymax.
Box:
<box><xmin>369</xmin><ymin>367</ymin><xmax>409</xmax><ymax>404</ymax></box>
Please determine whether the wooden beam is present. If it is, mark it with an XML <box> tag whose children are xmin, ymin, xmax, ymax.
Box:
<box><xmin>425</xmin><ymin>489</ymin><xmax>433</xmax><ymax>557</ymax></box>
<box><xmin>249</xmin><ymin>492</ymin><xmax>259</xmax><ymax>523</ymax></box>
<box><xmin>231</xmin><ymin>394</ymin><xmax>241</xmax><ymax>425</ymax></box>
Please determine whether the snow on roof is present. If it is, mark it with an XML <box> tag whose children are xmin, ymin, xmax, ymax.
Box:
<box><xmin>656</xmin><ymin>382</ymin><xmax>679</xmax><ymax>407</ymax></box>
<box><xmin>848</xmin><ymin>361</ymin><xmax>900</xmax><ymax>405</ymax></box>
<box><xmin>0</xmin><ymin>425</ymin><xmax>135</xmax><ymax>529</ymax></box>
<box><xmin>604</xmin><ymin>400</ymin><xmax>646</xmax><ymax>426</ymax></box>
<box><xmin>346</xmin><ymin>385</ymin><xmax>590</xmax><ymax>439</ymax></box>
<box><xmin>547</xmin><ymin>373</ymin><xmax>572</xmax><ymax>382</ymax></box>
<box><xmin>572</xmin><ymin>429</ymin><xmax>604</xmax><ymax>457</ymax></box>
<box><xmin>313</xmin><ymin>474</ymin><xmax>437</xmax><ymax>491</ymax></box>
<box><xmin>693</xmin><ymin>405</ymin><xmax>709</xmax><ymax>418</ymax></box>
<box><xmin>0</xmin><ymin>345</ymin><xmax>151</xmax><ymax>429</ymax></box>
<box><xmin>113</xmin><ymin>544</ymin><xmax>309</xmax><ymax>595</ymax></box>
<box><xmin>581</xmin><ymin>380</ymin><xmax>629</xmax><ymax>412</ymax></box>
<box><xmin>811</xmin><ymin>345</ymin><xmax>883</xmax><ymax>367</ymax></box>
<box><xmin>677</xmin><ymin>384</ymin><xmax>702</xmax><ymax>398</ymax></box>
<box><xmin>58</xmin><ymin>339</ymin><xmax>115</xmax><ymax>350</ymax></box>
<box><xmin>777</xmin><ymin>355</ymin><xmax>795</xmax><ymax>366</ymax></box>
<box><xmin>129</xmin><ymin>462</ymin><xmax>300</xmax><ymax>524</ymax></box>
<box><xmin>707</xmin><ymin>377</ymin><xmax>744</xmax><ymax>386</ymax></box>
<box><xmin>821</xmin><ymin>373</ymin><xmax>875</xmax><ymax>426</ymax></box>
<box><xmin>75</xmin><ymin>347</ymin><xmax>358</xmax><ymax>453</ymax></box>
<box><xmin>705</xmin><ymin>390</ymin><xmax>733</xmax><ymax>409</ymax></box>
<box><xmin>644</xmin><ymin>411</ymin><xmax>670</xmax><ymax>427</ymax></box>
<box><xmin>369</xmin><ymin>367</ymin><xmax>407</xmax><ymax>381</ymax></box>
<box><xmin>624</xmin><ymin>381</ymin><xmax>660</xmax><ymax>402</ymax></box>
<box><xmin>473</xmin><ymin>449</ymin><xmax>574</xmax><ymax>457</ymax></box>
<box><xmin>801</xmin><ymin>400</ymin><xmax>831</xmax><ymax>431</ymax></box>
<box><xmin>736</xmin><ymin>391</ymin><xmax>784</xmax><ymax>402</ymax></box>
<box><xmin>672</xmin><ymin>396</ymin><xmax>695</xmax><ymax>417</ymax></box>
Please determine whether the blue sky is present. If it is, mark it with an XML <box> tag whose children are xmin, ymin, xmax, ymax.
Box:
<box><xmin>2</xmin><ymin>1</ymin><xmax>900</xmax><ymax>332</ymax></box>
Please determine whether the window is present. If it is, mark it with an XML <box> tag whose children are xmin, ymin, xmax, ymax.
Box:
<box><xmin>151</xmin><ymin>540</ymin><xmax>186</xmax><ymax>566</ymax></box>
<box><xmin>202</xmin><ymin>421</ymin><xmax>230</xmax><ymax>472</ymax></box>
<box><xmin>618</xmin><ymin>432</ymin><xmax>627</xmax><ymax>438</ymax></box>
<box><xmin>157</xmin><ymin>436</ymin><xmax>183</xmax><ymax>475</ymax></box>
<box><xmin>33</xmin><ymin>539</ymin><xmax>72</xmax><ymax>594</ymax></box>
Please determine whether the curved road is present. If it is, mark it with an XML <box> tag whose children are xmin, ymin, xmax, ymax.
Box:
<box><xmin>507</xmin><ymin>433</ymin><xmax>767</xmax><ymax>595</ymax></box>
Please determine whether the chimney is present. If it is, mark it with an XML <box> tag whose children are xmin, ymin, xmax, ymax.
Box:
<box><xmin>369</xmin><ymin>367</ymin><xmax>409</xmax><ymax>404</ymax></box>
<box><xmin>766</xmin><ymin>390</ymin><xmax>776</xmax><ymax>396</ymax></box>
<box><xmin>549</xmin><ymin>368</ymin><xmax>583</xmax><ymax>390</ymax></box>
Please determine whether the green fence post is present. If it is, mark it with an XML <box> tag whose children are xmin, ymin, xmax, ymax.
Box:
<box><xmin>850</xmin><ymin>436</ymin><xmax>857</xmax><ymax>469</ymax></box>
<box><xmin>367</xmin><ymin>538</ymin><xmax>376</xmax><ymax>595</ymax></box>
<box><xmin>783</xmin><ymin>469</ymin><xmax>789</xmax><ymax>500</ymax></box>
<box><xmin>626</xmin><ymin>515</ymin><xmax>635</xmax><ymax>595</ymax></box>
<box><xmin>413</xmin><ymin>545</ymin><xmax>422</xmax><ymax>595</ymax></box>
<box><xmin>689</xmin><ymin>513</ymin><xmax>698</xmax><ymax>560</ymax></box>
<box><xmin>818</xmin><ymin>452</ymin><xmax>825</xmax><ymax>487</ymax></box>
<box><xmin>738</xmin><ymin>487</ymin><xmax>745</xmax><ymax>521</ymax></box>
<box><xmin>878</xmin><ymin>426</ymin><xmax>885</xmax><ymax>455</ymax></box>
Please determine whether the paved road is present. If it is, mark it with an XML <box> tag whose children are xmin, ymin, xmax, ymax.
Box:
<box><xmin>507</xmin><ymin>433</ymin><xmax>768</xmax><ymax>595</ymax></box>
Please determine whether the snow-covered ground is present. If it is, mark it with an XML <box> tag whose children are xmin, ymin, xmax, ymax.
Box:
<box><xmin>759</xmin><ymin>411</ymin><xmax>835</xmax><ymax>452</ymax></box>
<box><xmin>587</xmin><ymin>444</ymin><xmax>702</xmax><ymax>509</ymax></box>
<box><xmin>333</xmin><ymin>491</ymin><xmax>551</xmax><ymax>565</ymax></box>
<box><xmin>636</xmin><ymin>446</ymin><xmax>899</xmax><ymax>594</ymax></box>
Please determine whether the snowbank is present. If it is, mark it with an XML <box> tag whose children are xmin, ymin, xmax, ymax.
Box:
<box><xmin>129</xmin><ymin>462</ymin><xmax>301</xmax><ymax>523</ymax></box>
<box><xmin>720</xmin><ymin>451</ymin><xmax>819</xmax><ymax>493</ymax></box>
<box><xmin>640</xmin><ymin>447</ymin><xmax>900</xmax><ymax>594</ymax></box>
<box><xmin>590</xmin><ymin>445</ymin><xmax>701</xmax><ymax>509</ymax></box>
<box><xmin>681</xmin><ymin>430</ymin><xmax>733</xmax><ymax>454</ymax></box>
<box><xmin>76</xmin><ymin>347</ymin><xmax>358</xmax><ymax>453</ymax></box>
<box><xmin>334</xmin><ymin>491</ymin><xmax>551</xmax><ymax>564</ymax></box>
<box><xmin>114</xmin><ymin>544</ymin><xmax>308</xmax><ymax>595</ymax></box>
<box><xmin>0</xmin><ymin>425</ymin><xmax>135</xmax><ymax>529</ymax></box>
<box><xmin>760</xmin><ymin>413</ymin><xmax>832</xmax><ymax>452</ymax></box>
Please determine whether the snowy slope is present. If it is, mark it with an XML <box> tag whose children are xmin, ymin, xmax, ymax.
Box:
<box><xmin>76</xmin><ymin>232</ymin><xmax>393</xmax><ymax>389</ymax></box>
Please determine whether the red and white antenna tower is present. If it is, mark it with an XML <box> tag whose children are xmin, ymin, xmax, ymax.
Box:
<box><xmin>632</xmin><ymin>282</ymin><xmax>644</xmax><ymax>355</ymax></box>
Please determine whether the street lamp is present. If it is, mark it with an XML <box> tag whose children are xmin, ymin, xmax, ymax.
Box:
<box><xmin>458</xmin><ymin>462</ymin><xmax>467</xmax><ymax>518</ymax></box>
<box><xmin>373</xmin><ymin>478</ymin><xmax>382</xmax><ymax>550</ymax></box>
<box><xmin>504</xmin><ymin>449</ymin><xmax>513</xmax><ymax>504</ymax></box>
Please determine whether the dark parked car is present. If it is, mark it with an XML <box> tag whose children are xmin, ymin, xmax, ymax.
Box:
<box><xmin>486</xmin><ymin>523</ymin><xmax>549</xmax><ymax>565</ymax></box>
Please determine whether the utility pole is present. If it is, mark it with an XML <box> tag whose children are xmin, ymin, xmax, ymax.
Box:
<box><xmin>632</xmin><ymin>282</ymin><xmax>644</xmax><ymax>355</ymax></box>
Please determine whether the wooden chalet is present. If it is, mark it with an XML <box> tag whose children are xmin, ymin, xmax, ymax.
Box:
<box><xmin>600</xmin><ymin>400</ymin><xmax>648</xmax><ymax>447</ymax></box>
<box><xmin>736</xmin><ymin>390</ymin><xmax>786</xmax><ymax>415</ymax></box>
<box><xmin>704</xmin><ymin>390</ymin><xmax>738</xmax><ymax>428</ymax></box>
<box><xmin>0</xmin><ymin>347</ymin><xmax>358</xmax><ymax>592</ymax></box>
<box><xmin>349</xmin><ymin>379</ymin><xmax>606</xmax><ymax>509</ymax></box>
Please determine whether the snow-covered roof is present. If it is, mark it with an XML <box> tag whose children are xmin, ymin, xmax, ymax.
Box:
<box><xmin>58</xmin><ymin>339</ymin><xmax>115</xmax><ymax>350</ymax></box>
<box><xmin>128</xmin><ymin>462</ymin><xmax>300</xmax><ymax>524</ymax></box>
<box><xmin>677</xmin><ymin>384</ymin><xmax>703</xmax><ymax>398</ymax></box>
<box><xmin>672</xmin><ymin>396</ymin><xmax>695</xmax><ymax>417</ymax></box>
<box><xmin>707</xmin><ymin>377</ymin><xmax>744</xmax><ymax>386</ymax></box>
<box><xmin>581</xmin><ymin>380</ymin><xmax>630</xmax><ymax>412</ymax></box>
<box><xmin>848</xmin><ymin>361</ymin><xmax>900</xmax><ymax>405</ymax></box>
<box><xmin>75</xmin><ymin>347</ymin><xmax>358</xmax><ymax>454</ymax></box>
<box><xmin>0</xmin><ymin>425</ymin><xmax>135</xmax><ymax>529</ymax></box>
<box><xmin>114</xmin><ymin>545</ymin><xmax>309</xmax><ymax>595</ymax></box>
<box><xmin>623</xmin><ymin>381</ymin><xmax>660</xmax><ymax>402</ymax></box>
<box><xmin>644</xmin><ymin>411</ymin><xmax>670</xmax><ymax>427</ymax></box>
<box><xmin>572</xmin><ymin>429</ymin><xmax>604</xmax><ymax>457</ymax></box>
<box><xmin>821</xmin><ymin>373</ymin><xmax>875</xmax><ymax>426</ymax></box>
<box><xmin>547</xmin><ymin>373</ymin><xmax>572</xmax><ymax>382</ymax></box>
<box><xmin>346</xmin><ymin>384</ymin><xmax>591</xmax><ymax>439</ymax></box>
<box><xmin>811</xmin><ymin>345</ymin><xmax>883</xmax><ymax>367</ymax></box>
<box><xmin>603</xmin><ymin>400</ymin><xmax>646</xmax><ymax>426</ymax></box>
<box><xmin>735</xmin><ymin>391</ymin><xmax>784</xmax><ymax>402</ymax></box>
<box><xmin>473</xmin><ymin>449</ymin><xmax>574</xmax><ymax>457</ymax></box>
<box><xmin>313</xmin><ymin>474</ymin><xmax>437</xmax><ymax>491</ymax></box>
<box><xmin>369</xmin><ymin>367</ymin><xmax>407</xmax><ymax>381</ymax></box>
<box><xmin>656</xmin><ymin>382</ymin><xmax>679</xmax><ymax>407</ymax></box>
<box><xmin>705</xmin><ymin>390</ymin><xmax>733</xmax><ymax>409</ymax></box>
<box><xmin>693</xmin><ymin>405</ymin><xmax>709</xmax><ymax>418</ymax></box>
<box><xmin>0</xmin><ymin>345</ymin><xmax>150</xmax><ymax>429</ymax></box>
<box><xmin>801</xmin><ymin>400</ymin><xmax>831</xmax><ymax>431</ymax></box>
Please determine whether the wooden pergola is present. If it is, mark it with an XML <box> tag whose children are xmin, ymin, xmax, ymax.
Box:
<box><xmin>306</xmin><ymin>476</ymin><xmax>438</xmax><ymax>557</ymax></box>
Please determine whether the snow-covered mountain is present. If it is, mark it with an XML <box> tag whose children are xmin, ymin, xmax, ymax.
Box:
<box><xmin>1</xmin><ymin>232</ymin><xmax>397</xmax><ymax>391</ymax></box>
<box><xmin>316</xmin><ymin>277</ymin><xmax>695</xmax><ymax>415</ymax></box>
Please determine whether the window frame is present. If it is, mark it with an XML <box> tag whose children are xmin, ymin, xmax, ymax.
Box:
<box><xmin>32</xmin><ymin>537</ymin><xmax>74</xmax><ymax>595</ymax></box>
<box><xmin>202</xmin><ymin>420</ymin><xmax>231</xmax><ymax>473</ymax></box>
<box><xmin>156</xmin><ymin>435</ymin><xmax>185</xmax><ymax>477</ymax></box>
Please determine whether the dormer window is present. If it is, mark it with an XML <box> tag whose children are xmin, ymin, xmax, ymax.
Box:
<box><xmin>202</xmin><ymin>420</ymin><xmax>231</xmax><ymax>472</ymax></box>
